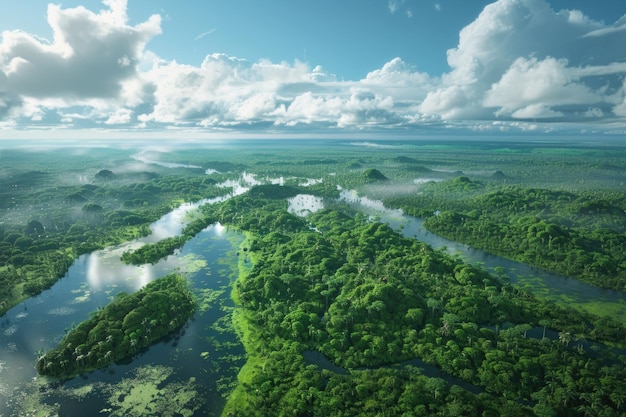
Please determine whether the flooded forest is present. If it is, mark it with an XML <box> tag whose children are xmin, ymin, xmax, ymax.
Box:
<box><xmin>1</xmin><ymin>138</ymin><xmax>625</xmax><ymax>416</ymax></box>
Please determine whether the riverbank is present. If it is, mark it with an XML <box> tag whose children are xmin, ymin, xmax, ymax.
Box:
<box><xmin>222</xmin><ymin>232</ymin><xmax>265</xmax><ymax>416</ymax></box>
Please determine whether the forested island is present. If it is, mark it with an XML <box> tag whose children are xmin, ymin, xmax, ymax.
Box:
<box><xmin>36</xmin><ymin>273</ymin><xmax>195</xmax><ymax>379</ymax></box>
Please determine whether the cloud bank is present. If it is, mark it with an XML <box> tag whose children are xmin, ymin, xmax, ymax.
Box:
<box><xmin>1</xmin><ymin>0</ymin><xmax>626</xmax><ymax>137</ymax></box>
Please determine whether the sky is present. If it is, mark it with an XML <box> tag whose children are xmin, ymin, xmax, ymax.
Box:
<box><xmin>1</xmin><ymin>0</ymin><xmax>626</xmax><ymax>139</ymax></box>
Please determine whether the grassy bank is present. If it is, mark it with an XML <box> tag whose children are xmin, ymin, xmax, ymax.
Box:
<box><xmin>222</xmin><ymin>232</ymin><xmax>265</xmax><ymax>416</ymax></box>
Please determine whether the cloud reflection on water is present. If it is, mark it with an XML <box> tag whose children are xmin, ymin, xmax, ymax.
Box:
<box><xmin>288</xmin><ymin>194</ymin><xmax>324</xmax><ymax>217</ymax></box>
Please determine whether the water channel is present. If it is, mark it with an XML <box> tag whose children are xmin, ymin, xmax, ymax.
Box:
<box><xmin>1</xmin><ymin>182</ymin><xmax>625</xmax><ymax>416</ymax></box>
<box><xmin>0</xmin><ymin>185</ymin><xmax>250</xmax><ymax>416</ymax></box>
<box><xmin>340</xmin><ymin>190</ymin><xmax>626</xmax><ymax>323</ymax></box>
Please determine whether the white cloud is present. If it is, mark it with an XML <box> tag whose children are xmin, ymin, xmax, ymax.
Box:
<box><xmin>583</xmin><ymin>23</ymin><xmax>626</xmax><ymax>38</ymax></box>
<box><xmin>136</xmin><ymin>53</ymin><xmax>429</xmax><ymax>129</ymax></box>
<box><xmin>0</xmin><ymin>0</ymin><xmax>160</xmax><ymax>127</ymax></box>
<box><xmin>417</xmin><ymin>0</ymin><xmax>626</xmax><ymax>129</ymax></box>
<box><xmin>387</xmin><ymin>0</ymin><xmax>403</xmax><ymax>14</ymax></box>
<box><xmin>194</xmin><ymin>28</ymin><xmax>217</xmax><ymax>41</ymax></box>
<box><xmin>510</xmin><ymin>104</ymin><xmax>563</xmax><ymax>119</ymax></box>
<box><xmin>484</xmin><ymin>56</ymin><xmax>599</xmax><ymax>115</ymax></box>
<box><xmin>2</xmin><ymin>0</ymin><xmax>626</xmax><ymax>136</ymax></box>
<box><xmin>584</xmin><ymin>108</ymin><xmax>603</xmax><ymax>118</ymax></box>
<box><xmin>0</xmin><ymin>2</ymin><xmax>160</xmax><ymax>100</ymax></box>
<box><xmin>104</xmin><ymin>108</ymin><xmax>133</xmax><ymax>124</ymax></box>
<box><xmin>387</xmin><ymin>0</ymin><xmax>412</xmax><ymax>18</ymax></box>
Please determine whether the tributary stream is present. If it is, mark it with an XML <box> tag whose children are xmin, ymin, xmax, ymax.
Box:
<box><xmin>341</xmin><ymin>190</ymin><xmax>626</xmax><ymax>323</ymax></box>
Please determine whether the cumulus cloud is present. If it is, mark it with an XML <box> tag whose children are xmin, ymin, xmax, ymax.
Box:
<box><xmin>420</xmin><ymin>0</ymin><xmax>626</xmax><ymax>125</ymax></box>
<box><xmin>0</xmin><ymin>1</ymin><xmax>160</xmax><ymax>99</ymax></box>
<box><xmin>0</xmin><ymin>0</ymin><xmax>160</xmax><ymax>123</ymax></box>
<box><xmin>135</xmin><ymin>51</ymin><xmax>430</xmax><ymax>129</ymax></box>
<box><xmin>484</xmin><ymin>56</ymin><xmax>599</xmax><ymax>117</ymax></box>
<box><xmin>2</xmin><ymin>0</ymin><xmax>626</xmax><ymax>135</ymax></box>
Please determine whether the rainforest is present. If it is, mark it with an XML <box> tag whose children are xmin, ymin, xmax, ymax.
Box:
<box><xmin>0</xmin><ymin>138</ymin><xmax>625</xmax><ymax>417</ymax></box>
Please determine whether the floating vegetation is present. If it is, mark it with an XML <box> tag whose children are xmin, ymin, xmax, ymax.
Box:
<box><xmin>215</xmin><ymin>374</ymin><xmax>238</xmax><ymax>397</ymax></box>
<box><xmin>37</xmin><ymin>274</ymin><xmax>196</xmax><ymax>378</ymax></box>
<box><xmin>8</xmin><ymin>365</ymin><xmax>204</xmax><ymax>417</ymax></box>
<box><xmin>47</xmin><ymin>306</ymin><xmax>78</xmax><ymax>316</ymax></box>
<box><xmin>7</xmin><ymin>378</ymin><xmax>61</xmax><ymax>417</ymax></box>
<box><xmin>3</xmin><ymin>325</ymin><xmax>18</xmax><ymax>336</ymax></box>
<box><xmin>73</xmin><ymin>293</ymin><xmax>92</xmax><ymax>303</ymax></box>
<box><xmin>102</xmin><ymin>365</ymin><xmax>204</xmax><ymax>417</ymax></box>
<box><xmin>179</xmin><ymin>255</ymin><xmax>207</xmax><ymax>274</ymax></box>
<box><xmin>196</xmin><ymin>287</ymin><xmax>224</xmax><ymax>313</ymax></box>
<box><xmin>209</xmin><ymin>315</ymin><xmax>233</xmax><ymax>334</ymax></box>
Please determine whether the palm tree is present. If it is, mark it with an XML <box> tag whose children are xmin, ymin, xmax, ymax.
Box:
<box><xmin>574</xmin><ymin>333</ymin><xmax>586</xmax><ymax>351</ymax></box>
<box><xmin>610</xmin><ymin>387</ymin><xmax>626</xmax><ymax>410</ymax></box>
<box><xmin>558</xmin><ymin>331</ymin><xmax>572</xmax><ymax>347</ymax></box>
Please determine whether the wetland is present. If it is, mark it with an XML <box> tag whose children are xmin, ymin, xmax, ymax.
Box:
<box><xmin>1</xmin><ymin>138</ymin><xmax>625</xmax><ymax>416</ymax></box>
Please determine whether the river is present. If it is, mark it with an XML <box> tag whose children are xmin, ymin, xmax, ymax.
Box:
<box><xmin>339</xmin><ymin>190</ymin><xmax>626</xmax><ymax>322</ymax></box>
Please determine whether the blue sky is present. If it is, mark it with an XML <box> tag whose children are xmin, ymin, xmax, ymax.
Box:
<box><xmin>1</xmin><ymin>0</ymin><xmax>625</xmax><ymax>139</ymax></box>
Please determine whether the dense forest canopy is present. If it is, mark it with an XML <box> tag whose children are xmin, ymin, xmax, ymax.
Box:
<box><xmin>1</xmin><ymin>139</ymin><xmax>625</xmax><ymax>416</ymax></box>
<box><xmin>210</xmin><ymin>193</ymin><xmax>626</xmax><ymax>416</ymax></box>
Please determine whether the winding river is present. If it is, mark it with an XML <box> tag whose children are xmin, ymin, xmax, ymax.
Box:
<box><xmin>340</xmin><ymin>190</ymin><xmax>626</xmax><ymax>322</ymax></box>
<box><xmin>1</xmin><ymin>182</ymin><xmax>625</xmax><ymax>416</ymax></box>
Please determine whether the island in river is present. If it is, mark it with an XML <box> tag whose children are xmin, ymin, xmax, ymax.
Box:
<box><xmin>36</xmin><ymin>273</ymin><xmax>196</xmax><ymax>379</ymax></box>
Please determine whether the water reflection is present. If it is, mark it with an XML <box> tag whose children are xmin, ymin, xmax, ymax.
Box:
<box><xmin>339</xmin><ymin>190</ymin><xmax>404</xmax><ymax>218</ymax></box>
<box><xmin>288</xmin><ymin>194</ymin><xmax>324</xmax><ymax>217</ymax></box>
<box><xmin>214</xmin><ymin>222</ymin><xmax>226</xmax><ymax>236</ymax></box>
<box><xmin>0</xmin><ymin>169</ymin><xmax>314</xmax><ymax>415</ymax></box>
<box><xmin>299</xmin><ymin>178</ymin><xmax>323</xmax><ymax>187</ymax></box>
<box><xmin>0</xmin><ymin>223</ymin><xmax>244</xmax><ymax>417</ymax></box>
<box><xmin>86</xmin><ymin>248</ymin><xmax>154</xmax><ymax>291</ymax></box>
<box><xmin>148</xmin><ymin>201</ymin><xmax>201</xmax><ymax>241</ymax></box>
<box><xmin>414</xmin><ymin>177</ymin><xmax>443</xmax><ymax>184</ymax></box>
